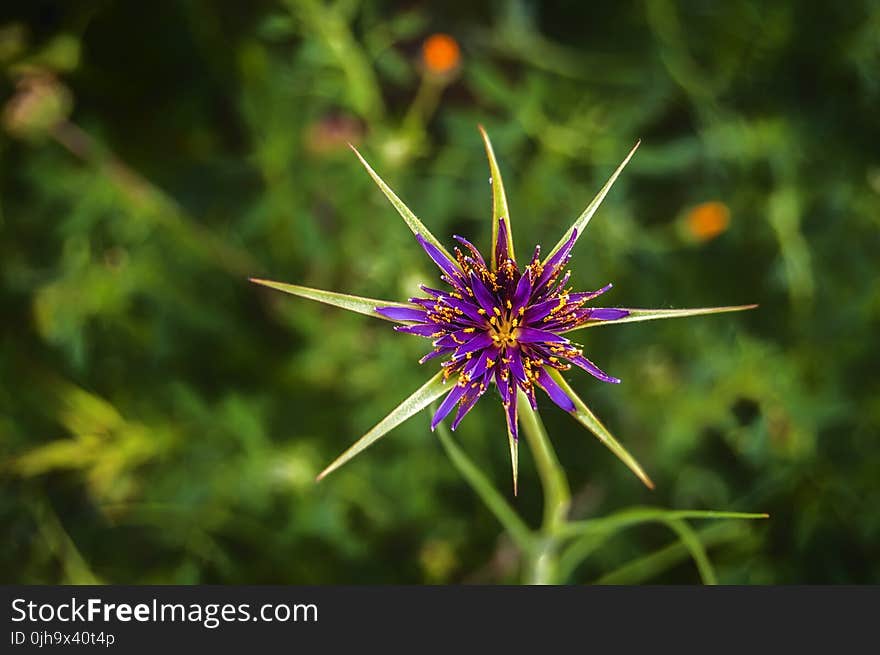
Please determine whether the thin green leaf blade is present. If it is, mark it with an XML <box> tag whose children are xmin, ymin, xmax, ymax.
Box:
<box><xmin>593</xmin><ymin>522</ymin><xmax>745</xmax><ymax>585</ymax></box>
<box><xmin>547</xmin><ymin>368</ymin><xmax>654</xmax><ymax>489</ymax></box>
<box><xmin>349</xmin><ymin>145</ymin><xmax>455</xmax><ymax>262</ymax></box>
<box><xmin>560</xmin><ymin>507</ymin><xmax>770</xmax><ymax>538</ymax></box>
<box><xmin>544</xmin><ymin>140</ymin><xmax>640</xmax><ymax>264</ymax></box>
<box><xmin>557</xmin><ymin>506</ymin><xmax>768</xmax><ymax>579</ymax></box>
<box><xmin>478</xmin><ymin>125</ymin><xmax>515</xmax><ymax>267</ymax></box>
<box><xmin>317</xmin><ymin>372</ymin><xmax>449</xmax><ymax>480</ymax></box>
<box><xmin>563</xmin><ymin>304</ymin><xmax>758</xmax><ymax>333</ymax></box>
<box><xmin>665</xmin><ymin>518</ymin><xmax>718</xmax><ymax>585</ymax></box>
<box><xmin>250</xmin><ymin>278</ymin><xmax>411</xmax><ymax>322</ymax></box>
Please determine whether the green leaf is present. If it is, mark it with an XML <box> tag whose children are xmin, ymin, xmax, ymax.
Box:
<box><xmin>478</xmin><ymin>125</ymin><xmax>515</xmax><ymax>267</ymax></box>
<box><xmin>547</xmin><ymin>368</ymin><xmax>655</xmax><ymax>489</ymax></box>
<box><xmin>349</xmin><ymin>145</ymin><xmax>455</xmax><ymax>263</ymax></box>
<box><xmin>563</xmin><ymin>304</ymin><xmax>758</xmax><ymax>333</ymax></box>
<box><xmin>316</xmin><ymin>372</ymin><xmax>448</xmax><ymax>480</ymax></box>
<box><xmin>665</xmin><ymin>518</ymin><xmax>718</xmax><ymax>585</ymax></box>
<box><xmin>544</xmin><ymin>140</ymin><xmax>640</xmax><ymax>264</ymax></box>
<box><xmin>593</xmin><ymin>521</ymin><xmax>746</xmax><ymax>585</ymax></box>
<box><xmin>556</xmin><ymin>506</ymin><xmax>767</xmax><ymax>581</ymax></box>
<box><xmin>559</xmin><ymin>507</ymin><xmax>769</xmax><ymax>539</ymax></box>
<box><xmin>434</xmin><ymin>420</ymin><xmax>534</xmax><ymax>552</ymax></box>
<box><xmin>250</xmin><ymin>278</ymin><xmax>412</xmax><ymax>322</ymax></box>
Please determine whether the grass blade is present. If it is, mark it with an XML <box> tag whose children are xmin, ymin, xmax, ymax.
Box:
<box><xmin>665</xmin><ymin>518</ymin><xmax>717</xmax><ymax>585</ymax></box>
<box><xmin>559</xmin><ymin>507</ymin><xmax>769</xmax><ymax>539</ymax></box>
<box><xmin>317</xmin><ymin>372</ymin><xmax>448</xmax><ymax>480</ymax></box>
<box><xmin>594</xmin><ymin>521</ymin><xmax>747</xmax><ymax>585</ymax></box>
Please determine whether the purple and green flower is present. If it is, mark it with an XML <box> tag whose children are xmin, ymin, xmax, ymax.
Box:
<box><xmin>252</xmin><ymin>128</ymin><xmax>755</xmax><ymax>494</ymax></box>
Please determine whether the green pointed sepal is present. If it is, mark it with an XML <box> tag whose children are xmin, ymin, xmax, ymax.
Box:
<box><xmin>478</xmin><ymin>125</ymin><xmax>515</xmax><ymax>268</ymax></box>
<box><xmin>563</xmin><ymin>304</ymin><xmax>758</xmax><ymax>333</ymax></box>
<box><xmin>316</xmin><ymin>372</ymin><xmax>448</xmax><ymax>480</ymax></box>
<box><xmin>349</xmin><ymin>145</ymin><xmax>455</xmax><ymax>263</ymax></box>
<box><xmin>547</xmin><ymin>368</ymin><xmax>654</xmax><ymax>489</ymax></box>
<box><xmin>544</xmin><ymin>140</ymin><xmax>640</xmax><ymax>264</ymax></box>
<box><xmin>249</xmin><ymin>278</ymin><xmax>413</xmax><ymax>322</ymax></box>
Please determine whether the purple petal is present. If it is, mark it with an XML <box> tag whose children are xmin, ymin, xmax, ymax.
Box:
<box><xmin>535</xmin><ymin>367</ymin><xmax>576</xmax><ymax>412</ymax></box>
<box><xmin>569</xmin><ymin>283</ymin><xmax>613</xmax><ymax>303</ymax></box>
<box><xmin>451</xmin><ymin>371</ymin><xmax>492</xmax><ymax>430</ymax></box>
<box><xmin>453</xmin><ymin>332</ymin><xmax>494</xmax><ymax>359</ymax></box>
<box><xmin>504</xmin><ymin>386</ymin><xmax>519</xmax><ymax>441</ymax></box>
<box><xmin>419</xmin><ymin>348</ymin><xmax>448</xmax><ymax>364</ymax></box>
<box><xmin>375</xmin><ymin>306</ymin><xmax>428</xmax><ymax>322</ymax></box>
<box><xmin>522</xmin><ymin>297</ymin><xmax>561</xmax><ymax>323</ymax></box>
<box><xmin>469</xmin><ymin>271</ymin><xmax>500</xmax><ymax>314</ymax></box>
<box><xmin>507</xmin><ymin>349</ymin><xmax>527</xmax><ymax>383</ymax></box>
<box><xmin>434</xmin><ymin>328</ymin><xmax>480</xmax><ymax>349</ymax></box>
<box><xmin>394</xmin><ymin>323</ymin><xmax>444</xmax><ymax>337</ymax></box>
<box><xmin>588</xmin><ymin>308</ymin><xmax>630</xmax><ymax>321</ymax></box>
<box><xmin>495</xmin><ymin>217</ymin><xmax>511</xmax><ymax>268</ymax></box>
<box><xmin>495</xmin><ymin>367</ymin><xmax>512</xmax><ymax>404</ymax></box>
<box><xmin>417</xmin><ymin>234</ymin><xmax>461</xmax><ymax>281</ymax></box>
<box><xmin>437</xmin><ymin>295</ymin><xmax>487</xmax><ymax>325</ymax></box>
<box><xmin>431</xmin><ymin>384</ymin><xmax>467</xmax><ymax>430</ymax></box>
<box><xmin>515</xmin><ymin>327</ymin><xmax>569</xmax><ymax>344</ymax></box>
<box><xmin>512</xmin><ymin>272</ymin><xmax>533</xmax><ymax>312</ymax></box>
<box><xmin>463</xmin><ymin>349</ymin><xmax>492</xmax><ymax>379</ymax></box>
<box><xmin>419</xmin><ymin>285</ymin><xmax>445</xmax><ymax>297</ymax></box>
<box><xmin>453</xmin><ymin>235</ymin><xmax>487</xmax><ymax>268</ymax></box>
<box><xmin>570</xmin><ymin>354</ymin><xmax>620</xmax><ymax>384</ymax></box>
<box><xmin>536</xmin><ymin>229</ymin><xmax>577</xmax><ymax>289</ymax></box>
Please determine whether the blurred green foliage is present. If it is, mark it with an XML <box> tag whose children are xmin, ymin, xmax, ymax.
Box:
<box><xmin>2</xmin><ymin>0</ymin><xmax>879</xmax><ymax>584</ymax></box>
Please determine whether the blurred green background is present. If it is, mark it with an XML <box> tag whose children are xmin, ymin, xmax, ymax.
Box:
<box><xmin>2</xmin><ymin>0</ymin><xmax>879</xmax><ymax>584</ymax></box>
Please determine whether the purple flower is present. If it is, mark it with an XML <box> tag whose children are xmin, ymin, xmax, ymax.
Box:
<box><xmin>251</xmin><ymin>127</ymin><xmax>756</xmax><ymax>493</ymax></box>
<box><xmin>376</xmin><ymin>219</ymin><xmax>626</xmax><ymax>441</ymax></box>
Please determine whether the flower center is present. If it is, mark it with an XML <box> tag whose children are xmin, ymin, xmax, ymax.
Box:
<box><xmin>488</xmin><ymin>305</ymin><xmax>521</xmax><ymax>347</ymax></box>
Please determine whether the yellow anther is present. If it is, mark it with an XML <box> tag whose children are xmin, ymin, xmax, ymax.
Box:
<box><xmin>477</xmin><ymin>308</ymin><xmax>486</xmax><ymax>315</ymax></box>
<box><xmin>463</xmin><ymin>327</ymin><xmax>476</xmax><ymax>333</ymax></box>
<box><xmin>506</xmin><ymin>299</ymin><xmax>512</xmax><ymax>310</ymax></box>
<box><xmin>493</xmin><ymin>307</ymin><xmax>502</xmax><ymax>316</ymax></box>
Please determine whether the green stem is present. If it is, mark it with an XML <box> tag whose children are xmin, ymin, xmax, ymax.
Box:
<box><xmin>518</xmin><ymin>394</ymin><xmax>571</xmax><ymax>584</ymax></box>
<box><xmin>518</xmin><ymin>394</ymin><xmax>570</xmax><ymax>532</ymax></box>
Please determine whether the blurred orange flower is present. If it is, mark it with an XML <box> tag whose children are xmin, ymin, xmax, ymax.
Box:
<box><xmin>686</xmin><ymin>201</ymin><xmax>730</xmax><ymax>242</ymax></box>
<box><xmin>422</xmin><ymin>33</ymin><xmax>460</xmax><ymax>75</ymax></box>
